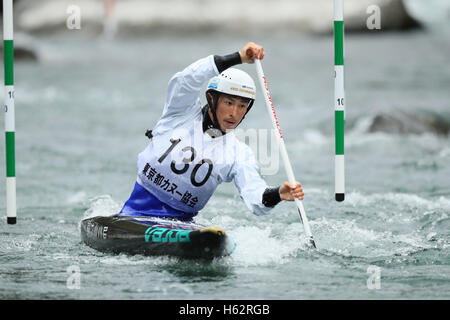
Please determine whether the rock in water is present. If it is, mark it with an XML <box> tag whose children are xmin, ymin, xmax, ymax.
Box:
<box><xmin>369</xmin><ymin>111</ymin><xmax>450</xmax><ymax>136</ymax></box>
<box><xmin>0</xmin><ymin>45</ymin><xmax>38</xmax><ymax>61</ymax></box>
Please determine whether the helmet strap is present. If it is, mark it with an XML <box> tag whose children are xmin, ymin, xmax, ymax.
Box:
<box><xmin>204</xmin><ymin>91</ymin><xmax>226</xmax><ymax>137</ymax></box>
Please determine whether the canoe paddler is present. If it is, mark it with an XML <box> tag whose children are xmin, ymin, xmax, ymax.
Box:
<box><xmin>119</xmin><ymin>42</ymin><xmax>304</xmax><ymax>222</ymax></box>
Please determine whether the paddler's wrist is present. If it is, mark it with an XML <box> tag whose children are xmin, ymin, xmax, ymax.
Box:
<box><xmin>262</xmin><ymin>186</ymin><xmax>282</xmax><ymax>208</ymax></box>
<box><xmin>214</xmin><ymin>52</ymin><xmax>242</xmax><ymax>74</ymax></box>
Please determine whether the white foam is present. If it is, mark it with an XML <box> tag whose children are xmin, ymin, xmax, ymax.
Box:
<box><xmin>345</xmin><ymin>191</ymin><xmax>450</xmax><ymax>212</ymax></box>
<box><xmin>311</xmin><ymin>217</ymin><xmax>434</xmax><ymax>258</ymax></box>
<box><xmin>82</xmin><ymin>195</ymin><xmax>122</xmax><ymax>220</ymax></box>
<box><xmin>439</xmin><ymin>147</ymin><xmax>450</xmax><ymax>158</ymax></box>
<box><xmin>302</xmin><ymin>129</ymin><xmax>328</xmax><ymax>146</ymax></box>
<box><xmin>67</xmin><ymin>191</ymin><xmax>87</xmax><ymax>204</ymax></box>
<box><xmin>2</xmin><ymin>234</ymin><xmax>40</xmax><ymax>252</ymax></box>
<box><xmin>345</xmin><ymin>131</ymin><xmax>393</xmax><ymax>149</ymax></box>
<box><xmin>97</xmin><ymin>254</ymin><xmax>172</xmax><ymax>266</ymax></box>
<box><xmin>227</xmin><ymin>223</ymin><xmax>306</xmax><ymax>267</ymax></box>
<box><xmin>350</xmin><ymin>116</ymin><xmax>374</xmax><ymax>135</ymax></box>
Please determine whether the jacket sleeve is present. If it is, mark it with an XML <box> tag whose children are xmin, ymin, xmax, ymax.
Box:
<box><xmin>161</xmin><ymin>55</ymin><xmax>219</xmax><ymax>118</ymax></box>
<box><xmin>231</xmin><ymin>145</ymin><xmax>274</xmax><ymax>216</ymax></box>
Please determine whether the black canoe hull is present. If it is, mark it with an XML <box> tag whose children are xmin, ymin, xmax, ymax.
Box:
<box><xmin>80</xmin><ymin>215</ymin><xmax>235</xmax><ymax>259</ymax></box>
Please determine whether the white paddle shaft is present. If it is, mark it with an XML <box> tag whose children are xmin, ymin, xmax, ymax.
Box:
<box><xmin>255</xmin><ymin>59</ymin><xmax>315</xmax><ymax>248</ymax></box>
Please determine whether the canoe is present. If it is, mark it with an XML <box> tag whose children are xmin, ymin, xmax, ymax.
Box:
<box><xmin>80</xmin><ymin>215</ymin><xmax>235</xmax><ymax>259</ymax></box>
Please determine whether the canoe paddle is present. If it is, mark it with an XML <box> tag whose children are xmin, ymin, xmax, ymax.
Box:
<box><xmin>255</xmin><ymin>59</ymin><xmax>317</xmax><ymax>249</ymax></box>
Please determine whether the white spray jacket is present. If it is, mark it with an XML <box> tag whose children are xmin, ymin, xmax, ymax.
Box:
<box><xmin>136</xmin><ymin>55</ymin><xmax>273</xmax><ymax>217</ymax></box>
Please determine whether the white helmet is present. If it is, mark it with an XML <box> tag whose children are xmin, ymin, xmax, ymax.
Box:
<box><xmin>204</xmin><ymin>68</ymin><xmax>256</xmax><ymax>134</ymax></box>
<box><xmin>207</xmin><ymin>68</ymin><xmax>256</xmax><ymax>101</ymax></box>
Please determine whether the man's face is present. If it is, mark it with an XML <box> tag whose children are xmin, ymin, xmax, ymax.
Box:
<box><xmin>208</xmin><ymin>93</ymin><xmax>250</xmax><ymax>132</ymax></box>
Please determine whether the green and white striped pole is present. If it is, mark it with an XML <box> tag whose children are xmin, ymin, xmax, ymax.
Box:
<box><xmin>334</xmin><ymin>0</ymin><xmax>345</xmax><ymax>202</ymax></box>
<box><xmin>3</xmin><ymin>0</ymin><xmax>17</xmax><ymax>224</ymax></box>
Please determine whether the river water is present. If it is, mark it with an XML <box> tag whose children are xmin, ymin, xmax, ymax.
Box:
<box><xmin>0</xmin><ymin>28</ymin><xmax>449</xmax><ymax>299</ymax></box>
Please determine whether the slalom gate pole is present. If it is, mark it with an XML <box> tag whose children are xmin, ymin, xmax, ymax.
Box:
<box><xmin>255</xmin><ymin>59</ymin><xmax>316</xmax><ymax>249</ymax></box>
<box><xmin>334</xmin><ymin>0</ymin><xmax>345</xmax><ymax>202</ymax></box>
<box><xmin>3</xmin><ymin>0</ymin><xmax>16</xmax><ymax>224</ymax></box>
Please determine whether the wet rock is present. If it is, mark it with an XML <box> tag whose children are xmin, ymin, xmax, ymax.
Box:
<box><xmin>0</xmin><ymin>44</ymin><xmax>38</xmax><ymax>61</ymax></box>
<box><xmin>368</xmin><ymin>111</ymin><xmax>450</xmax><ymax>136</ymax></box>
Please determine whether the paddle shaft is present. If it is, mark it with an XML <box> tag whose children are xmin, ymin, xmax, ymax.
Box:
<box><xmin>255</xmin><ymin>59</ymin><xmax>316</xmax><ymax>248</ymax></box>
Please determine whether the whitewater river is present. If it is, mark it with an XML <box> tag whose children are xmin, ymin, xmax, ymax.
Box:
<box><xmin>0</xmin><ymin>28</ymin><xmax>449</xmax><ymax>299</ymax></box>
